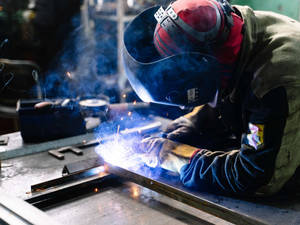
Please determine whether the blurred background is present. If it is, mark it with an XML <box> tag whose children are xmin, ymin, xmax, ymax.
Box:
<box><xmin>0</xmin><ymin>0</ymin><xmax>299</xmax><ymax>135</ymax></box>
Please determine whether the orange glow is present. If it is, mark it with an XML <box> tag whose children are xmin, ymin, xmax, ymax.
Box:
<box><xmin>94</xmin><ymin>188</ymin><xmax>99</xmax><ymax>193</ymax></box>
<box><xmin>128</xmin><ymin>111</ymin><xmax>132</xmax><ymax>116</ymax></box>
<box><xmin>122</xmin><ymin>94</ymin><xmax>127</xmax><ymax>98</ymax></box>
<box><xmin>133</xmin><ymin>100</ymin><xmax>137</xmax><ymax>105</ymax></box>
<box><xmin>0</xmin><ymin>6</ymin><xmax>3</xmax><ymax>11</ymax></box>
<box><xmin>130</xmin><ymin>185</ymin><xmax>140</xmax><ymax>199</ymax></box>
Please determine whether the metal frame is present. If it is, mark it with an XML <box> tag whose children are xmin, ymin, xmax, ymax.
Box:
<box><xmin>26</xmin><ymin>159</ymin><xmax>269</xmax><ymax>225</ymax></box>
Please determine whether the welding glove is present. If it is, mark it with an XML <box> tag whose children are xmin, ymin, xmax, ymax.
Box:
<box><xmin>138</xmin><ymin>137</ymin><xmax>198</xmax><ymax>173</ymax></box>
<box><xmin>164</xmin><ymin>105</ymin><xmax>222</xmax><ymax>148</ymax></box>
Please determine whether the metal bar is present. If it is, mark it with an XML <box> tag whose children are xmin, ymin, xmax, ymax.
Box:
<box><xmin>106</xmin><ymin>163</ymin><xmax>269</xmax><ymax>225</ymax></box>
<box><xmin>31</xmin><ymin>164</ymin><xmax>103</xmax><ymax>192</ymax></box>
<box><xmin>26</xmin><ymin>170</ymin><xmax>119</xmax><ymax>209</ymax></box>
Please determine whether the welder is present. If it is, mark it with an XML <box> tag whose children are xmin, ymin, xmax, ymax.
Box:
<box><xmin>123</xmin><ymin>0</ymin><xmax>300</xmax><ymax>196</ymax></box>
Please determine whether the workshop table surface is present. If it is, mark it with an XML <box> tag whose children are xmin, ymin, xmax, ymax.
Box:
<box><xmin>1</xmin><ymin>119</ymin><xmax>300</xmax><ymax>225</ymax></box>
<box><xmin>0</xmin><ymin>142</ymin><xmax>231</xmax><ymax>225</ymax></box>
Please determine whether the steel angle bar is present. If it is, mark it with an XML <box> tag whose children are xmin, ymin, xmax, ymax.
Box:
<box><xmin>26</xmin><ymin>169</ymin><xmax>120</xmax><ymax>209</ymax></box>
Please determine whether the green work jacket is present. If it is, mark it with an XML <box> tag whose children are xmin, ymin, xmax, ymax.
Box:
<box><xmin>180</xmin><ymin>5</ymin><xmax>300</xmax><ymax>196</ymax></box>
<box><xmin>235</xmin><ymin>5</ymin><xmax>300</xmax><ymax>195</ymax></box>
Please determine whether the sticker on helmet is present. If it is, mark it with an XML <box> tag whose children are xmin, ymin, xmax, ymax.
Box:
<box><xmin>187</xmin><ymin>88</ymin><xmax>198</xmax><ymax>103</ymax></box>
<box><xmin>246</xmin><ymin>123</ymin><xmax>264</xmax><ymax>150</ymax></box>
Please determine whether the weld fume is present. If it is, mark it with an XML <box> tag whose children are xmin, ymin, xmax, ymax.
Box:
<box><xmin>41</xmin><ymin>11</ymin><xmax>118</xmax><ymax>99</ymax></box>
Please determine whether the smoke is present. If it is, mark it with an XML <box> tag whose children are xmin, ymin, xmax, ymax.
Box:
<box><xmin>41</xmin><ymin>9</ymin><xmax>118</xmax><ymax>100</ymax></box>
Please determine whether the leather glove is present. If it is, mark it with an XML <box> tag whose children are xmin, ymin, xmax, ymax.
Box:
<box><xmin>137</xmin><ymin>137</ymin><xmax>198</xmax><ymax>173</ymax></box>
<box><xmin>163</xmin><ymin>116</ymin><xmax>202</xmax><ymax>145</ymax></box>
<box><xmin>163</xmin><ymin>105</ymin><xmax>232</xmax><ymax>149</ymax></box>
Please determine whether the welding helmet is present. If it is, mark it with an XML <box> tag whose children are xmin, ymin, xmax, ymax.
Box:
<box><xmin>153</xmin><ymin>0</ymin><xmax>235</xmax><ymax>56</ymax></box>
<box><xmin>123</xmin><ymin>4</ymin><xmax>233</xmax><ymax>107</ymax></box>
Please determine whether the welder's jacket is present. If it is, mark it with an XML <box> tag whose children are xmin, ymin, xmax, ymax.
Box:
<box><xmin>180</xmin><ymin>6</ymin><xmax>300</xmax><ymax>196</ymax></box>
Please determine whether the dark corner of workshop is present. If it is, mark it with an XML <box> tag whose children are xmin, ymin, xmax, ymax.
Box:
<box><xmin>1</xmin><ymin>0</ymin><xmax>300</xmax><ymax>225</ymax></box>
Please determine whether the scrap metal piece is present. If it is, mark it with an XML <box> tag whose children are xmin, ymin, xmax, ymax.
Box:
<box><xmin>0</xmin><ymin>136</ymin><xmax>9</xmax><ymax>146</ymax></box>
<box><xmin>48</xmin><ymin>146</ymin><xmax>83</xmax><ymax>160</ymax></box>
<box><xmin>62</xmin><ymin>157</ymin><xmax>104</xmax><ymax>175</ymax></box>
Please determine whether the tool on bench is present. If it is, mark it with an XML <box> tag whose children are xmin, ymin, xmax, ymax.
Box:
<box><xmin>17</xmin><ymin>99</ymin><xmax>86</xmax><ymax>142</ymax></box>
<box><xmin>79</xmin><ymin>98</ymin><xmax>108</xmax><ymax>119</ymax></box>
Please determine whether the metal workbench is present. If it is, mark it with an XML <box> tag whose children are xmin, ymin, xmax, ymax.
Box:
<box><xmin>1</xmin><ymin>118</ymin><xmax>300</xmax><ymax>225</ymax></box>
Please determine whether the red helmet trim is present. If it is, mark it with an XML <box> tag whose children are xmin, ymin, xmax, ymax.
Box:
<box><xmin>154</xmin><ymin>32</ymin><xmax>170</xmax><ymax>57</ymax></box>
<box><xmin>154</xmin><ymin>1</ymin><xmax>221</xmax><ymax>43</ymax></box>
<box><xmin>154</xmin><ymin>24</ymin><xmax>183</xmax><ymax>56</ymax></box>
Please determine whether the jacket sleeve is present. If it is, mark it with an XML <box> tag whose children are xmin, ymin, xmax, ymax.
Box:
<box><xmin>180</xmin><ymin>87</ymin><xmax>289</xmax><ymax>195</ymax></box>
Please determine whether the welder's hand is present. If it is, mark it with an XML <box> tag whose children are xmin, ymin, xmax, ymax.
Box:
<box><xmin>163</xmin><ymin>116</ymin><xmax>202</xmax><ymax>146</ymax></box>
<box><xmin>138</xmin><ymin>137</ymin><xmax>198</xmax><ymax>173</ymax></box>
<box><xmin>163</xmin><ymin>105</ymin><xmax>224</xmax><ymax>148</ymax></box>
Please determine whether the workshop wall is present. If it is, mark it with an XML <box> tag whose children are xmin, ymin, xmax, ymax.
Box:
<box><xmin>231</xmin><ymin>0</ymin><xmax>300</xmax><ymax>20</ymax></box>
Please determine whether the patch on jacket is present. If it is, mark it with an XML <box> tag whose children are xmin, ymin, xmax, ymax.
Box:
<box><xmin>246</xmin><ymin>123</ymin><xmax>264</xmax><ymax>150</ymax></box>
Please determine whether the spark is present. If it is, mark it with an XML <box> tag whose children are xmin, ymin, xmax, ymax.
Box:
<box><xmin>133</xmin><ymin>100</ymin><xmax>137</xmax><ymax>105</ymax></box>
<box><xmin>128</xmin><ymin>111</ymin><xmax>132</xmax><ymax>117</ymax></box>
<box><xmin>120</xmin><ymin>117</ymin><xmax>124</xmax><ymax>121</ymax></box>
<box><xmin>66</xmin><ymin>71</ymin><xmax>72</xmax><ymax>79</ymax></box>
<box><xmin>94</xmin><ymin>188</ymin><xmax>99</xmax><ymax>193</ymax></box>
<box><xmin>117</xmin><ymin>125</ymin><xmax>120</xmax><ymax>135</ymax></box>
<box><xmin>122</xmin><ymin>93</ymin><xmax>127</xmax><ymax>99</ymax></box>
<box><xmin>127</xmin><ymin>0</ymin><xmax>134</xmax><ymax>8</ymax></box>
